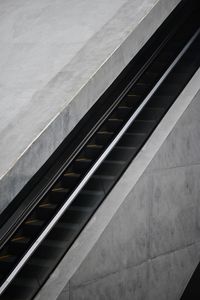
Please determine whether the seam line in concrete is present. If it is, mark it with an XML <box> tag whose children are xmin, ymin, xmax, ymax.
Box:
<box><xmin>145</xmin><ymin>161</ymin><xmax>200</xmax><ymax>175</ymax></box>
<box><xmin>70</xmin><ymin>242</ymin><xmax>199</xmax><ymax>290</ymax></box>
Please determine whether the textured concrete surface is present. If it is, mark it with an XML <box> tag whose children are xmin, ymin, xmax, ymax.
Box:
<box><xmin>35</xmin><ymin>65</ymin><xmax>200</xmax><ymax>299</ymax></box>
<box><xmin>149</xmin><ymin>165</ymin><xmax>200</xmax><ymax>258</ymax></box>
<box><xmin>57</xmin><ymin>284</ymin><xmax>69</xmax><ymax>300</ymax></box>
<box><xmin>148</xmin><ymin>244</ymin><xmax>200</xmax><ymax>300</ymax></box>
<box><xmin>67</xmin><ymin>244</ymin><xmax>200</xmax><ymax>300</ymax></box>
<box><xmin>0</xmin><ymin>0</ymin><xmax>181</xmax><ymax>213</ymax></box>
<box><xmin>70</xmin><ymin>262</ymin><xmax>148</xmax><ymax>300</ymax></box>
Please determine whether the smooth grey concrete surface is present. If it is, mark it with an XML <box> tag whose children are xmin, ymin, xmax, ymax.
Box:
<box><xmin>149</xmin><ymin>165</ymin><xmax>200</xmax><ymax>258</ymax></box>
<box><xmin>57</xmin><ymin>284</ymin><xmax>69</xmax><ymax>300</ymax></box>
<box><xmin>35</xmin><ymin>65</ymin><xmax>200</xmax><ymax>300</ymax></box>
<box><xmin>146</xmin><ymin>96</ymin><xmax>200</xmax><ymax>171</ymax></box>
<box><xmin>0</xmin><ymin>0</ymin><xmax>181</xmax><ymax>214</ymax></box>
<box><xmin>67</xmin><ymin>244</ymin><xmax>200</xmax><ymax>300</ymax></box>
<box><xmin>69</xmin><ymin>262</ymin><xmax>148</xmax><ymax>300</ymax></box>
<box><xmin>148</xmin><ymin>244</ymin><xmax>200</xmax><ymax>300</ymax></box>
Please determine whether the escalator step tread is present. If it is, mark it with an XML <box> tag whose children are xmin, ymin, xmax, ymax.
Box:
<box><xmin>68</xmin><ymin>206</ymin><xmax>93</xmax><ymax>213</ymax></box>
<box><xmin>11</xmin><ymin>236</ymin><xmax>30</xmax><ymax>244</ymax></box>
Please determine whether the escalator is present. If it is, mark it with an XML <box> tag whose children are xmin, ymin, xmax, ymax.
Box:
<box><xmin>0</xmin><ymin>1</ymin><xmax>200</xmax><ymax>299</ymax></box>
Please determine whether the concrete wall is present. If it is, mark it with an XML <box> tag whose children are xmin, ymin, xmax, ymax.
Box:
<box><xmin>57</xmin><ymin>86</ymin><xmax>200</xmax><ymax>299</ymax></box>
